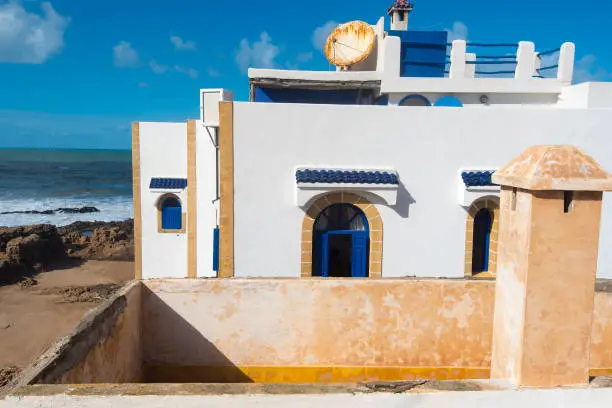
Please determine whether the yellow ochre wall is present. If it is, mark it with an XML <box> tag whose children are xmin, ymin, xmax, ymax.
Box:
<box><xmin>140</xmin><ymin>279</ymin><xmax>612</xmax><ymax>383</ymax></box>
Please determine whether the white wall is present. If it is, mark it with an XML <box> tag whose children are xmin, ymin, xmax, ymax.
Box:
<box><xmin>139</xmin><ymin>122</ymin><xmax>188</xmax><ymax>279</ymax></box>
<box><xmin>232</xmin><ymin>101</ymin><xmax>612</xmax><ymax>278</ymax></box>
<box><xmin>196</xmin><ymin>122</ymin><xmax>218</xmax><ymax>278</ymax></box>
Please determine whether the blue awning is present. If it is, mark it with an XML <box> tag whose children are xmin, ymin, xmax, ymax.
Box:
<box><xmin>149</xmin><ymin>178</ymin><xmax>188</xmax><ymax>189</ymax></box>
<box><xmin>296</xmin><ymin>169</ymin><xmax>399</xmax><ymax>185</ymax></box>
<box><xmin>461</xmin><ymin>171</ymin><xmax>497</xmax><ymax>187</ymax></box>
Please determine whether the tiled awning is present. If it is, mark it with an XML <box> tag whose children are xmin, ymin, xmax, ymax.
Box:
<box><xmin>296</xmin><ymin>169</ymin><xmax>399</xmax><ymax>185</ymax></box>
<box><xmin>295</xmin><ymin>167</ymin><xmax>399</xmax><ymax>207</ymax></box>
<box><xmin>461</xmin><ymin>171</ymin><xmax>497</xmax><ymax>187</ymax></box>
<box><xmin>149</xmin><ymin>178</ymin><xmax>188</xmax><ymax>190</ymax></box>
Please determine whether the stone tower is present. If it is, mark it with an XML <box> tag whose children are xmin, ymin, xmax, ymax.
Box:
<box><xmin>490</xmin><ymin>145</ymin><xmax>612</xmax><ymax>387</ymax></box>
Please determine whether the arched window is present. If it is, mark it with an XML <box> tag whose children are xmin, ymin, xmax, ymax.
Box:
<box><xmin>434</xmin><ymin>96</ymin><xmax>463</xmax><ymax>107</ymax></box>
<box><xmin>472</xmin><ymin>209</ymin><xmax>493</xmax><ymax>273</ymax></box>
<box><xmin>160</xmin><ymin>196</ymin><xmax>183</xmax><ymax>232</ymax></box>
<box><xmin>313</xmin><ymin>203</ymin><xmax>369</xmax><ymax>278</ymax></box>
<box><xmin>398</xmin><ymin>94</ymin><xmax>431</xmax><ymax>107</ymax></box>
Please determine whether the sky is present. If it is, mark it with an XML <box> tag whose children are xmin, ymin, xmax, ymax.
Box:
<box><xmin>0</xmin><ymin>0</ymin><xmax>611</xmax><ymax>150</ymax></box>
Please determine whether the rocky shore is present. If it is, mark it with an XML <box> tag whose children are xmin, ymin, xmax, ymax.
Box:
<box><xmin>0</xmin><ymin>220</ymin><xmax>134</xmax><ymax>284</ymax></box>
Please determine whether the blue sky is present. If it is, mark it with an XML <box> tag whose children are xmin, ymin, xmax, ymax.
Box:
<box><xmin>0</xmin><ymin>0</ymin><xmax>610</xmax><ymax>149</ymax></box>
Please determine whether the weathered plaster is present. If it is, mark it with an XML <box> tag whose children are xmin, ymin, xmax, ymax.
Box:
<box><xmin>8</xmin><ymin>282</ymin><xmax>142</xmax><ymax>388</ymax></box>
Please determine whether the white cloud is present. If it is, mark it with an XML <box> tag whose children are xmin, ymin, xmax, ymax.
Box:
<box><xmin>0</xmin><ymin>1</ymin><xmax>70</xmax><ymax>63</ymax></box>
<box><xmin>312</xmin><ymin>20</ymin><xmax>338</xmax><ymax>50</ymax></box>
<box><xmin>113</xmin><ymin>41</ymin><xmax>139</xmax><ymax>68</ymax></box>
<box><xmin>170</xmin><ymin>35</ymin><xmax>196</xmax><ymax>51</ymax></box>
<box><xmin>446</xmin><ymin>21</ymin><xmax>468</xmax><ymax>42</ymax></box>
<box><xmin>207</xmin><ymin>67</ymin><xmax>221</xmax><ymax>77</ymax></box>
<box><xmin>174</xmin><ymin>64</ymin><xmax>198</xmax><ymax>78</ymax></box>
<box><xmin>149</xmin><ymin>59</ymin><xmax>169</xmax><ymax>73</ymax></box>
<box><xmin>235</xmin><ymin>32</ymin><xmax>279</xmax><ymax>73</ymax></box>
<box><xmin>138</xmin><ymin>81</ymin><xmax>149</xmax><ymax>88</ymax></box>
<box><xmin>149</xmin><ymin>59</ymin><xmax>198</xmax><ymax>78</ymax></box>
<box><xmin>574</xmin><ymin>54</ymin><xmax>610</xmax><ymax>83</ymax></box>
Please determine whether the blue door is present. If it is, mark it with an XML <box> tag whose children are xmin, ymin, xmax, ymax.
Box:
<box><xmin>472</xmin><ymin>209</ymin><xmax>492</xmax><ymax>273</ymax></box>
<box><xmin>351</xmin><ymin>231</ymin><xmax>368</xmax><ymax>278</ymax></box>
<box><xmin>313</xmin><ymin>204</ymin><xmax>370</xmax><ymax>278</ymax></box>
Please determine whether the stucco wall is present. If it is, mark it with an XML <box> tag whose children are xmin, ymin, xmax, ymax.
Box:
<box><xmin>196</xmin><ymin>122</ymin><xmax>218</xmax><ymax>278</ymax></box>
<box><xmin>12</xmin><ymin>282</ymin><xmax>143</xmax><ymax>386</ymax></box>
<box><xmin>232</xmin><ymin>101</ymin><xmax>612</xmax><ymax>278</ymax></box>
<box><xmin>139</xmin><ymin>122</ymin><xmax>188</xmax><ymax>279</ymax></box>
<box><xmin>140</xmin><ymin>279</ymin><xmax>612</xmax><ymax>383</ymax></box>
<box><xmin>142</xmin><ymin>279</ymin><xmax>495</xmax><ymax>374</ymax></box>
<box><xmin>57</xmin><ymin>283</ymin><xmax>143</xmax><ymax>384</ymax></box>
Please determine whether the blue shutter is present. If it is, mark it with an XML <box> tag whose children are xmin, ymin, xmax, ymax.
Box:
<box><xmin>321</xmin><ymin>233</ymin><xmax>329</xmax><ymax>278</ymax></box>
<box><xmin>162</xmin><ymin>206</ymin><xmax>182</xmax><ymax>230</ymax></box>
<box><xmin>351</xmin><ymin>232</ymin><xmax>368</xmax><ymax>278</ymax></box>
<box><xmin>213</xmin><ymin>227</ymin><xmax>220</xmax><ymax>272</ymax></box>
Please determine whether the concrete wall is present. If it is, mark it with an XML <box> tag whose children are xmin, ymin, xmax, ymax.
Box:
<box><xmin>232</xmin><ymin>100</ymin><xmax>612</xmax><ymax>278</ymax></box>
<box><xmin>140</xmin><ymin>279</ymin><xmax>612</xmax><ymax>383</ymax></box>
<box><xmin>11</xmin><ymin>282</ymin><xmax>142</xmax><ymax>386</ymax></box>
<box><xmin>196</xmin><ymin>122</ymin><xmax>218</xmax><ymax>278</ymax></box>
<box><xmin>139</xmin><ymin>122</ymin><xmax>189</xmax><ymax>279</ymax></box>
<box><xmin>7</xmin><ymin>386</ymin><xmax>612</xmax><ymax>408</ymax></box>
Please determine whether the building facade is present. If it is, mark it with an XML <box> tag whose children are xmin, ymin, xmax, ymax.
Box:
<box><xmin>132</xmin><ymin>3</ymin><xmax>612</xmax><ymax>280</ymax></box>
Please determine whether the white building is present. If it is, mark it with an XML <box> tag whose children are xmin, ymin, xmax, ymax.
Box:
<box><xmin>132</xmin><ymin>1</ymin><xmax>612</xmax><ymax>281</ymax></box>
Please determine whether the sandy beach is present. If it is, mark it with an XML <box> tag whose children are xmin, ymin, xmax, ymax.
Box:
<box><xmin>0</xmin><ymin>260</ymin><xmax>134</xmax><ymax>385</ymax></box>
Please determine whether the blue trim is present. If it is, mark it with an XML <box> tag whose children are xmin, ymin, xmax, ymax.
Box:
<box><xmin>161</xmin><ymin>197</ymin><xmax>182</xmax><ymax>230</ymax></box>
<box><xmin>466</xmin><ymin>60</ymin><xmax>517</xmax><ymax>65</ymax></box>
<box><xmin>150</xmin><ymin>178</ymin><xmax>187</xmax><ymax>190</ymax></box>
<box><xmin>476</xmin><ymin>70</ymin><xmax>516</xmax><ymax>75</ymax></box>
<box><xmin>461</xmin><ymin>171</ymin><xmax>497</xmax><ymax>187</ymax></box>
<box><xmin>212</xmin><ymin>227</ymin><xmax>219</xmax><ymax>272</ymax></box>
<box><xmin>296</xmin><ymin>169</ymin><xmax>398</xmax><ymax>185</ymax></box>
<box><xmin>539</xmin><ymin>64</ymin><xmax>559</xmax><ymax>71</ymax></box>
<box><xmin>538</xmin><ymin>48</ymin><xmax>560</xmax><ymax>56</ymax></box>
<box><xmin>398</xmin><ymin>94</ymin><xmax>431</xmax><ymax>106</ymax></box>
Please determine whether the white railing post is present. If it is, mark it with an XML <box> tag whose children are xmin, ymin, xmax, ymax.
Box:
<box><xmin>557</xmin><ymin>42</ymin><xmax>576</xmax><ymax>85</ymax></box>
<box><xmin>449</xmin><ymin>40</ymin><xmax>467</xmax><ymax>79</ymax></box>
<box><xmin>465</xmin><ymin>52</ymin><xmax>476</xmax><ymax>78</ymax></box>
<box><xmin>515</xmin><ymin>41</ymin><xmax>536</xmax><ymax>79</ymax></box>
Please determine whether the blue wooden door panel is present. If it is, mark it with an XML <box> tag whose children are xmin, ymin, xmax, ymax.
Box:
<box><xmin>351</xmin><ymin>232</ymin><xmax>368</xmax><ymax>278</ymax></box>
<box><xmin>162</xmin><ymin>206</ymin><xmax>182</xmax><ymax>230</ymax></box>
<box><xmin>321</xmin><ymin>233</ymin><xmax>329</xmax><ymax>278</ymax></box>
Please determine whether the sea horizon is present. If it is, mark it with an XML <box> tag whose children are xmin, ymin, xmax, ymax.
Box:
<box><xmin>0</xmin><ymin>148</ymin><xmax>133</xmax><ymax>227</ymax></box>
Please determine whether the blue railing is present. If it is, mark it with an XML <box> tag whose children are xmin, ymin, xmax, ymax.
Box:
<box><xmin>400</xmin><ymin>41</ymin><xmax>562</xmax><ymax>78</ymax></box>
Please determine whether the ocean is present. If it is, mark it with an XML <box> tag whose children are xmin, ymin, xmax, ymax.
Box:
<box><xmin>0</xmin><ymin>148</ymin><xmax>133</xmax><ymax>227</ymax></box>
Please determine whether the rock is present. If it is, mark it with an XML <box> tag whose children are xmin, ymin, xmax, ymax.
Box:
<box><xmin>0</xmin><ymin>225</ymin><xmax>65</xmax><ymax>259</ymax></box>
<box><xmin>0</xmin><ymin>366</ymin><xmax>20</xmax><ymax>388</ymax></box>
<box><xmin>0</xmin><ymin>206</ymin><xmax>100</xmax><ymax>215</ymax></box>
<box><xmin>19</xmin><ymin>277</ymin><xmax>38</xmax><ymax>288</ymax></box>
<box><xmin>7</xmin><ymin>234</ymin><xmax>45</xmax><ymax>265</ymax></box>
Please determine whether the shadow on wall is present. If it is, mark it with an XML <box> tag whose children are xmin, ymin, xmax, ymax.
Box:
<box><xmin>141</xmin><ymin>286</ymin><xmax>253</xmax><ymax>383</ymax></box>
<box><xmin>393</xmin><ymin>182</ymin><xmax>416</xmax><ymax>218</ymax></box>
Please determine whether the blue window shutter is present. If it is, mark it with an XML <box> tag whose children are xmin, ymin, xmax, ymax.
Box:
<box><xmin>162</xmin><ymin>205</ymin><xmax>182</xmax><ymax>230</ymax></box>
<box><xmin>213</xmin><ymin>227</ymin><xmax>220</xmax><ymax>272</ymax></box>
<box><xmin>321</xmin><ymin>233</ymin><xmax>329</xmax><ymax>278</ymax></box>
<box><xmin>351</xmin><ymin>232</ymin><xmax>368</xmax><ymax>278</ymax></box>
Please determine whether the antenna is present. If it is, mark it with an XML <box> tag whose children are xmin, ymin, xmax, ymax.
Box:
<box><xmin>323</xmin><ymin>21</ymin><xmax>376</xmax><ymax>70</ymax></box>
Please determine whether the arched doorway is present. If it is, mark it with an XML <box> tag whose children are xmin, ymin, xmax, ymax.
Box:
<box><xmin>472</xmin><ymin>208</ymin><xmax>493</xmax><ymax>273</ymax></box>
<box><xmin>313</xmin><ymin>203</ymin><xmax>370</xmax><ymax>278</ymax></box>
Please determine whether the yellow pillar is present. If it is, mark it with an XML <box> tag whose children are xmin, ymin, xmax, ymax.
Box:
<box><xmin>490</xmin><ymin>145</ymin><xmax>612</xmax><ymax>387</ymax></box>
